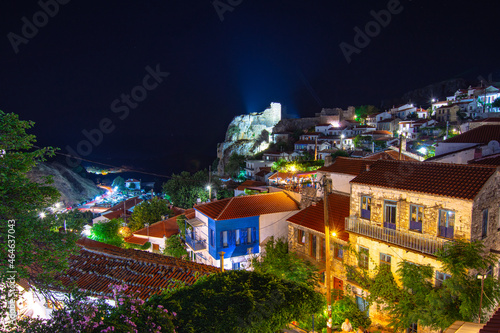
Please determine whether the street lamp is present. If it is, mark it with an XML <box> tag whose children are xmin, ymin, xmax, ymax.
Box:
<box><xmin>478</xmin><ymin>274</ymin><xmax>486</xmax><ymax>323</ymax></box>
<box><xmin>39</xmin><ymin>212</ymin><xmax>46</xmax><ymax>219</ymax></box>
<box><xmin>206</xmin><ymin>185</ymin><xmax>212</xmax><ymax>200</ymax></box>
<box><xmin>323</xmin><ymin>178</ymin><xmax>333</xmax><ymax>333</ymax></box>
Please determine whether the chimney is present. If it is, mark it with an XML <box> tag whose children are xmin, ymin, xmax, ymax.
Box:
<box><xmin>366</xmin><ymin>164</ymin><xmax>370</xmax><ymax>172</ymax></box>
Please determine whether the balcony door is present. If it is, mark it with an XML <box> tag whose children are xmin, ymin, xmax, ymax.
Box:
<box><xmin>384</xmin><ymin>201</ymin><xmax>397</xmax><ymax>230</ymax></box>
<box><xmin>439</xmin><ymin>209</ymin><xmax>454</xmax><ymax>239</ymax></box>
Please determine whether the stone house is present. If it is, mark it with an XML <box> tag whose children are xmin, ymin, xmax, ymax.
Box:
<box><xmin>345</xmin><ymin>160</ymin><xmax>499</xmax><ymax>327</ymax></box>
<box><xmin>287</xmin><ymin>192</ymin><xmax>351</xmax><ymax>295</ymax></box>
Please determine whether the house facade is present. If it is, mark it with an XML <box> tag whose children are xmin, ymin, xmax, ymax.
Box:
<box><xmin>186</xmin><ymin>192</ymin><xmax>300</xmax><ymax>270</ymax></box>
<box><xmin>345</xmin><ymin>160</ymin><xmax>499</xmax><ymax>326</ymax></box>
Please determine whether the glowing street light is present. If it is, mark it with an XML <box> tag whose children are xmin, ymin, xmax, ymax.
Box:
<box><xmin>206</xmin><ymin>185</ymin><xmax>212</xmax><ymax>200</ymax></box>
<box><xmin>39</xmin><ymin>212</ymin><xmax>46</xmax><ymax>219</ymax></box>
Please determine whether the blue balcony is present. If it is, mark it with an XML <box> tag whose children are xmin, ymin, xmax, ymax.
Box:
<box><xmin>185</xmin><ymin>232</ymin><xmax>207</xmax><ymax>252</ymax></box>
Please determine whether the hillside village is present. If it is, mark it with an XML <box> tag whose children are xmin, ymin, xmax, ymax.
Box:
<box><xmin>9</xmin><ymin>84</ymin><xmax>500</xmax><ymax>333</ymax></box>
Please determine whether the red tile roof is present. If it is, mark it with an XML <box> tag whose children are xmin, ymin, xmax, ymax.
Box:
<box><xmin>363</xmin><ymin>150</ymin><xmax>421</xmax><ymax>162</ymax></box>
<box><xmin>472</xmin><ymin>117</ymin><xmax>500</xmax><ymax>123</ymax></box>
<box><xmin>102</xmin><ymin>209</ymin><xmax>130</xmax><ymax>220</ymax></box>
<box><xmin>195</xmin><ymin>192</ymin><xmax>299</xmax><ymax>221</ymax></box>
<box><xmin>287</xmin><ymin>192</ymin><xmax>350</xmax><ymax>242</ymax></box>
<box><xmin>236</xmin><ymin>180</ymin><xmax>267</xmax><ymax>191</ymax></box>
<box><xmin>317</xmin><ymin>157</ymin><xmax>376</xmax><ymax>176</ymax></box>
<box><xmin>369</xmin><ymin>130</ymin><xmax>392</xmax><ymax>135</ymax></box>
<box><xmin>468</xmin><ymin>153</ymin><xmax>500</xmax><ymax>166</ymax></box>
<box><xmin>268</xmin><ymin>172</ymin><xmax>295</xmax><ymax>180</ymax></box>
<box><xmin>131</xmin><ymin>209</ymin><xmax>195</xmax><ymax>239</ymax></box>
<box><xmin>351</xmin><ymin>160</ymin><xmax>498</xmax><ymax>200</ymax></box>
<box><xmin>443</xmin><ymin>125</ymin><xmax>500</xmax><ymax>144</ymax></box>
<box><xmin>123</xmin><ymin>235</ymin><xmax>148</xmax><ymax>245</ymax></box>
<box><xmin>58</xmin><ymin>238</ymin><xmax>219</xmax><ymax>299</ymax></box>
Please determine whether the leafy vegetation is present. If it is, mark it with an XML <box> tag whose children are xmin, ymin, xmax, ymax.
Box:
<box><xmin>162</xmin><ymin>170</ymin><xmax>232</xmax><ymax>209</ymax></box>
<box><xmin>148</xmin><ymin>270</ymin><xmax>324</xmax><ymax>333</ymax></box>
<box><xmin>89</xmin><ymin>218</ymin><xmax>124</xmax><ymax>247</ymax></box>
<box><xmin>111</xmin><ymin>176</ymin><xmax>126</xmax><ymax>191</ymax></box>
<box><xmin>163</xmin><ymin>235</ymin><xmax>188</xmax><ymax>258</ymax></box>
<box><xmin>251</xmin><ymin>237</ymin><xmax>319</xmax><ymax>286</ymax></box>
<box><xmin>271</xmin><ymin>159</ymin><xmax>324</xmax><ymax>173</ymax></box>
<box><xmin>129</xmin><ymin>197</ymin><xmax>173</xmax><ymax>232</ymax></box>
<box><xmin>224</xmin><ymin>153</ymin><xmax>247</xmax><ymax>180</ymax></box>
<box><xmin>0</xmin><ymin>110</ymin><xmax>81</xmax><ymax>310</ymax></box>
<box><xmin>344</xmin><ymin>239</ymin><xmax>500</xmax><ymax>331</ymax></box>
<box><xmin>355</xmin><ymin>105</ymin><xmax>380</xmax><ymax>123</ymax></box>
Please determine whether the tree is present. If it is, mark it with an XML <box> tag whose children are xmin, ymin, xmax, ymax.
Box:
<box><xmin>224</xmin><ymin>153</ymin><xmax>246</xmax><ymax>180</ymax></box>
<box><xmin>250</xmin><ymin>237</ymin><xmax>318</xmax><ymax>286</ymax></box>
<box><xmin>89</xmin><ymin>218</ymin><xmax>124</xmax><ymax>247</ymax></box>
<box><xmin>111</xmin><ymin>176</ymin><xmax>126</xmax><ymax>191</ymax></box>
<box><xmin>129</xmin><ymin>197</ymin><xmax>172</xmax><ymax>231</ymax></box>
<box><xmin>492</xmin><ymin>97</ymin><xmax>500</xmax><ymax>108</ymax></box>
<box><xmin>355</xmin><ymin>105</ymin><xmax>380</xmax><ymax>122</ymax></box>
<box><xmin>147</xmin><ymin>270</ymin><xmax>324</xmax><ymax>333</ymax></box>
<box><xmin>163</xmin><ymin>170</ymin><xmax>215</xmax><ymax>209</ymax></box>
<box><xmin>163</xmin><ymin>235</ymin><xmax>188</xmax><ymax>258</ymax></box>
<box><xmin>347</xmin><ymin>239</ymin><xmax>500</xmax><ymax>331</ymax></box>
<box><xmin>0</xmin><ymin>111</ymin><xmax>81</xmax><ymax>310</ymax></box>
<box><xmin>331</xmin><ymin>150</ymin><xmax>350</xmax><ymax>159</ymax></box>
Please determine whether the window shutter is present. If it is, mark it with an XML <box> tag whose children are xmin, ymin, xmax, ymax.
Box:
<box><xmin>241</xmin><ymin>229</ymin><xmax>247</xmax><ymax>244</ymax></box>
<box><xmin>252</xmin><ymin>227</ymin><xmax>257</xmax><ymax>243</ymax></box>
<box><xmin>229</xmin><ymin>230</ymin><xmax>235</xmax><ymax>246</ymax></box>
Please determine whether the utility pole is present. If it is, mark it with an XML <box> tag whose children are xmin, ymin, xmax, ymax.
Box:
<box><xmin>478</xmin><ymin>274</ymin><xmax>485</xmax><ymax>323</ymax></box>
<box><xmin>208</xmin><ymin>165</ymin><xmax>212</xmax><ymax>199</ymax></box>
<box><xmin>323</xmin><ymin>177</ymin><xmax>333</xmax><ymax>333</ymax></box>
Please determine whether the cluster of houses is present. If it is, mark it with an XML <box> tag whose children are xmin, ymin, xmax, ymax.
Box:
<box><xmin>12</xmin><ymin>116</ymin><xmax>500</xmax><ymax>329</ymax></box>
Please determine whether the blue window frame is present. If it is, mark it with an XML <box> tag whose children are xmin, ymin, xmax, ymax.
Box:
<box><xmin>384</xmin><ymin>200</ymin><xmax>397</xmax><ymax>230</ymax></box>
<box><xmin>439</xmin><ymin>209</ymin><xmax>455</xmax><ymax>239</ymax></box>
<box><xmin>361</xmin><ymin>196</ymin><xmax>371</xmax><ymax>219</ymax></box>
<box><xmin>210</xmin><ymin>229</ymin><xmax>215</xmax><ymax>247</ymax></box>
<box><xmin>221</xmin><ymin>231</ymin><xmax>228</xmax><ymax>248</ymax></box>
<box><xmin>356</xmin><ymin>296</ymin><xmax>369</xmax><ymax>316</ymax></box>
<box><xmin>435</xmin><ymin>271</ymin><xmax>451</xmax><ymax>287</ymax></box>
<box><xmin>232</xmin><ymin>262</ymin><xmax>240</xmax><ymax>270</ymax></box>
<box><xmin>409</xmin><ymin>205</ymin><xmax>423</xmax><ymax>232</ymax></box>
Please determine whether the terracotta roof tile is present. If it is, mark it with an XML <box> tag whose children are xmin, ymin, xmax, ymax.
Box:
<box><xmin>123</xmin><ymin>235</ymin><xmax>148</xmax><ymax>245</ymax></box>
<box><xmin>105</xmin><ymin>197</ymin><xmax>143</xmax><ymax>213</ymax></box>
<box><xmin>443</xmin><ymin>125</ymin><xmax>500</xmax><ymax>144</ymax></box>
<box><xmin>351</xmin><ymin>160</ymin><xmax>497</xmax><ymax>200</ymax></box>
<box><xmin>60</xmin><ymin>238</ymin><xmax>219</xmax><ymax>299</ymax></box>
<box><xmin>268</xmin><ymin>172</ymin><xmax>295</xmax><ymax>180</ymax></box>
<box><xmin>287</xmin><ymin>192</ymin><xmax>350</xmax><ymax>242</ymax></box>
<box><xmin>472</xmin><ymin>117</ymin><xmax>500</xmax><ymax>123</ymax></box>
<box><xmin>468</xmin><ymin>153</ymin><xmax>500</xmax><ymax>166</ymax></box>
<box><xmin>195</xmin><ymin>192</ymin><xmax>299</xmax><ymax>221</ymax></box>
<box><xmin>236</xmin><ymin>180</ymin><xmax>267</xmax><ymax>191</ymax></box>
<box><xmin>132</xmin><ymin>209</ymin><xmax>195</xmax><ymax>239</ymax></box>
<box><xmin>364</xmin><ymin>150</ymin><xmax>421</xmax><ymax>162</ymax></box>
<box><xmin>317</xmin><ymin>157</ymin><xmax>376</xmax><ymax>176</ymax></box>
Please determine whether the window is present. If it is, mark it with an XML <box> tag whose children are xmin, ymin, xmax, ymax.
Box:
<box><xmin>334</xmin><ymin>243</ymin><xmax>344</xmax><ymax>260</ymax></box>
<box><xmin>210</xmin><ymin>229</ymin><xmax>215</xmax><ymax>247</ymax></box>
<box><xmin>439</xmin><ymin>209</ymin><xmax>455</xmax><ymax>239</ymax></box>
<box><xmin>356</xmin><ymin>296</ymin><xmax>369</xmax><ymax>316</ymax></box>
<box><xmin>232</xmin><ymin>262</ymin><xmax>240</xmax><ymax>270</ymax></box>
<box><xmin>222</xmin><ymin>231</ymin><xmax>228</xmax><ymax>248</ymax></box>
<box><xmin>384</xmin><ymin>200</ymin><xmax>397</xmax><ymax>229</ymax></box>
<box><xmin>409</xmin><ymin>205</ymin><xmax>424</xmax><ymax>232</ymax></box>
<box><xmin>482</xmin><ymin>209</ymin><xmax>489</xmax><ymax>239</ymax></box>
<box><xmin>235</xmin><ymin>229</ymin><xmax>241</xmax><ymax>245</ymax></box>
<box><xmin>361</xmin><ymin>196</ymin><xmax>371</xmax><ymax>219</ymax></box>
<box><xmin>359</xmin><ymin>246</ymin><xmax>369</xmax><ymax>269</ymax></box>
<box><xmin>247</xmin><ymin>227</ymin><xmax>253</xmax><ymax>244</ymax></box>
<box><xmin>435</xmin><ymin>271</ymin><xmax>451</xmax><ymax>287</ymax></box>
<box><xmin>320</xmin><ymin>237</ymin><xmax>325</xmax><ymax>260</ymax></box>
<box><xmin>297</xmin><ymin>229</ymin><xmax>305</xmax><ymax>245</ymax></box>
<box><xmin>310</xmin><ymin>234</ymin><xmax>317</xmax><ymax>258</ymax></box>
<box><xmin>380</xmin><ymin>253</ymin><xmax>392</xmax><ymax>269</ymax></box>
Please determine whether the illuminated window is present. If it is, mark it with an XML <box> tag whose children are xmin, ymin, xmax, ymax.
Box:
<box><xmin>235</xmin><ymin>229</ymin><xmax>240</xmax><ymax>245</ymax></box>
<box><xmin>222</xmin><ymin>231</ymin><xmax>228</xmax><ymax>248</ymax></box>
<box><xmin>334</xmin><ymin>243</ymin><xmax>344</xmax><ymax>260</ymax></box>
<box><xmin>438</xmin><ymin>209</ymin><xmax>455</xmax><ymax>239</ymax></box>
<box><xmin>297</xmin><ymin>229</ymin><xmax>305</xmax><ymax>245</ymax></box>
<box><xmin>384</xmin><ymin>200</ymin><xmax>397</xmax><ymax>229</ymax></box>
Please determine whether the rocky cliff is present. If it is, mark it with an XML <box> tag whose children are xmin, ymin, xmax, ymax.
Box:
<box><xmin>27</xmin><ymin>162</ymin><xmax>102</xmax><ymax>206</ymax></box>
<box><xmin>217</xmin><ymin>103</ymin><xmax>282</xmax><ymax>175</ymax></box>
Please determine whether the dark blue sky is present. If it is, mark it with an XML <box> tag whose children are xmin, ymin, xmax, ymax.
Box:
<box><xmin>1</xmin><ymin>0</ymin><xmax>498</xmax><ymax>175</ymax></box>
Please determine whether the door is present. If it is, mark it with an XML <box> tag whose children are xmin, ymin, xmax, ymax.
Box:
<box><xmin>384</xmin><ymin>201</ymin><xmax>397</xmax><ymax>230</ymax></box>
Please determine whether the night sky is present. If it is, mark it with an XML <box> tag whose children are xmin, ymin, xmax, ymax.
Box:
<box><xmin>1</xmin><ymin>0</ymin><xmax>498</xmax><ymax>176</ymax></box>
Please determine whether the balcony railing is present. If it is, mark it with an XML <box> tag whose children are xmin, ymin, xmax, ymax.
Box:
<box><xmin>185</xmin><ymin>233</ymin><xmax>207</xmax><ymax>252</ymax></box>
<box><xmin>345</xmin><ymin>216</ymin><xmax>447</xmax><ymax>256</ymax></box>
